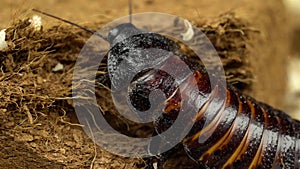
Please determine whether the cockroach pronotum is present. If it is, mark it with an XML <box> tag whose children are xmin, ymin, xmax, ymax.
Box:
<box><xmin>33</xmin><ymin>1</ymin><xmax>300</xmax><ymax>169</ymax></box>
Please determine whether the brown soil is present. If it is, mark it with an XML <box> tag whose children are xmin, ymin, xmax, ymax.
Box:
<box><xmin>0</xmin><ymin>0</ymin><xmax>291</xmax><ymax>168</ymax></box>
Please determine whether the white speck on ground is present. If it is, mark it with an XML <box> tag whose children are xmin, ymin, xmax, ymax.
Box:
<box><xmin>153</xmin><ymin>162</ymin><xmax>157</xmax><ymax>169</ymax></box>
<box><xmin>0</xmin><ymin>29</ymin><xmax>8</xmax><ymax>51</ymax></box>
<box><xmin>181</xmin><ymin>19</ymin><xmax>194</xmax><ymax>41</ymax></box>
<box><xmin>52</xmin><ymin>63</ymin><xmax>64</xmax><ymax>72</ymax></box>
<box><xmin>29</xmin><ymin>15</ymin><xmax>42</xmax><ymax>31</ymax></box>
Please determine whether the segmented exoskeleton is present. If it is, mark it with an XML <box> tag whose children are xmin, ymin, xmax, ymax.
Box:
<box><xmin>133</xmin><ymin>65</ymin><xmax>300</xmax><ymax>169</ymax></box>
<box><xmin>33</xmin><ymin>5</ymin><xmax>300</xmax><ymax>169</ymax></box>
<box><xmin>125</xmin><ymin>33</ymin><xmax>300</xmax><ymax>168</ymax></box>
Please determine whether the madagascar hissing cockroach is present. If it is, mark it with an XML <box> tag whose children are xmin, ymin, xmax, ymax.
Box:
<box><xmin>33</xmin><ymin>1</ymin><xmax>300</xmax><ymax>169</ymax></box>
<box><xmin>136</xmin><ymin>67</ymin><xmax>300</xmax><ymax>169</ymax></box>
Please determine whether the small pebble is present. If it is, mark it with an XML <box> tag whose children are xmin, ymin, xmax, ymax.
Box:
<box><xmin>29</xmin><ymin>15</ymin><xmax>42</xmax><ymax>31</ymax></box>
<box><xmin>52</xmin><ymin>63</ymin><xmax>64</xmax><ymax>72</ymax></box>
<box><xmin>181</xmin><ymin>19</ymin><xmax>194</xmax><ymax>41</ymax></box>
<box><xmin>0</xmin><ymin>29</ymin><xmax>8</xmax><ymax>51</ymax></box>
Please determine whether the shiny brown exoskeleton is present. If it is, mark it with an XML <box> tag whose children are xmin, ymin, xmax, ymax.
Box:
<box><xmin>135</xmin><ymin>64</ymin><xmax>300</xmax><ymax>168</ymax></box>
<box><xmin>33</xmin><ymin>6</ymin><xmax>300</xmax><ymax>169</ymax></box>
<box><xmin>127</xmin><ymin>36</ymin><xmax>300</xmax><ymax>168</ymax></box>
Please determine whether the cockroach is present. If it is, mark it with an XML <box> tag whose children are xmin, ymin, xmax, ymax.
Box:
<box><xmin>33</xmin><ymin>1</ymin><xmax>300</xmax><ymax>169</ymax></box>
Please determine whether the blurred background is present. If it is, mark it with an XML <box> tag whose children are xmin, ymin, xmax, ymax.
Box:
<box><xmin>284</xmin><ymin>0</ymin><xmax>300</xmax><ymax>119</ymax></box>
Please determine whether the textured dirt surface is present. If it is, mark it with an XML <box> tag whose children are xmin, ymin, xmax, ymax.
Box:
<box><xmin>0</xmin><ymin>0</ymin><xmax>294</xmax><ymax>169</ymax></box>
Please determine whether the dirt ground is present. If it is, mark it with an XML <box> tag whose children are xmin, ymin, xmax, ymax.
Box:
<box><xmin>0</xmin><ymin>0</ymin><xmax>298</xmax><ymax>169</ymax></box>
<box><xmin>0</xmin><ymin>0</ymin><xmax>255</xmax><ymax>27</ymax></box>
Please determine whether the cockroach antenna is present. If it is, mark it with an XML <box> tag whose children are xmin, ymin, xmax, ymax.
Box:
<box><xmin>129</xmin><ymin>0</ymin><xmax>133</xmax><ymax>24</ymax></box>
<box><xmin>32</xmin><ymin>8</ymin><xmax>108</xmax><ymax>41</ymax></box>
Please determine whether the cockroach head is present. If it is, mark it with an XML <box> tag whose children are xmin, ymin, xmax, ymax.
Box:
<box><xmin>107</xmin><ymin>29</ymin><xmax>179</xmax><ymax>90</ymax></box>
<box><xmin>108</xmin><ymin>23</ymin><xmax>144</xmax><ymax>46</ymax></box>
